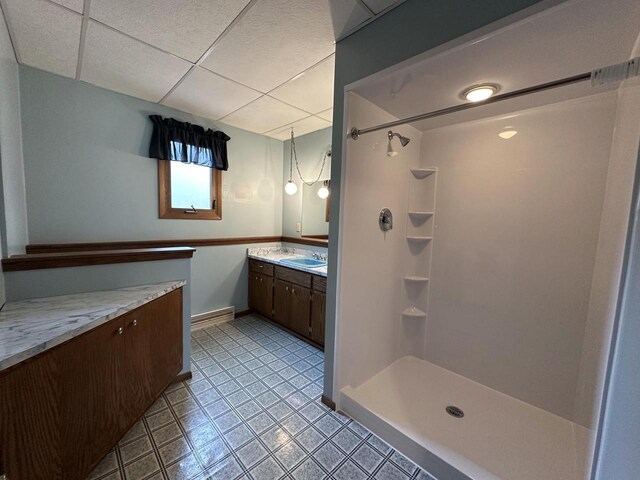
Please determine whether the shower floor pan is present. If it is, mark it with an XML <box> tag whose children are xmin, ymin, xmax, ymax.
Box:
<box><xmin>340</xmin><ymin>356</ymin><xmax>592</xmax><ymax>480</ymax></box>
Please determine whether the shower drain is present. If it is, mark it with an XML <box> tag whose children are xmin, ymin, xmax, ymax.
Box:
<box><xmin>446</xmin><ymin>405</ymin><xmax>464</xmax><ymax>418</ymax></box>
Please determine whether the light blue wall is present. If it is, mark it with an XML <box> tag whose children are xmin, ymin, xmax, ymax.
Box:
<box><xmin>324</xmin><ymin>0</ymin><xmax>547</xmax><ymax>399</ymax></box>
<box><xmin>0</xmin><ymin>10</ymin><xmax>28</xmax><ymax>264</ymax></box>
<box><xmin>282</xmin><ymin>127</ymin><xmax>332</xmax><ymax>237</ymax></box>
<box><xmin>18</xmin><ymin>66</ymin><xmax>283</xmax><ymax>315</ymax></box>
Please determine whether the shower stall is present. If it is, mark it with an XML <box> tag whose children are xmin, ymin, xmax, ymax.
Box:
<box><xmin>332</xmin><ymin>1</ymin><xmax>640</xmax><ymax>479</ymax></box>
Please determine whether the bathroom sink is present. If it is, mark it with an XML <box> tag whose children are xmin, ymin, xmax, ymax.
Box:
<box><xmin>280</xmin><ymin>257</ymin><xmax>327</xmax><ymax>268</ymax></box>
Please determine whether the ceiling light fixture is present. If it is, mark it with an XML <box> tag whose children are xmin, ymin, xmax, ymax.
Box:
<box><xmin>318</xmin><ymin>180</ymin><xmax>330</xmax><ymax>199</ymax></box>
<box><xmin>463</xmin><ymin>84</ymin><xmax>499</xmax><ymax>102</ymax></box>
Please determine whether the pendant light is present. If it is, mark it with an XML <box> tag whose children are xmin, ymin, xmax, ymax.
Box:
<box><xmin>285</xmin><ymin>129</ymin><xmax>298</xmax><ymax>196</ymax></box>
<box><xmin>317</xmin><ymin>180</ymin><xmax>330</xmax><ymax>199</ymax></box>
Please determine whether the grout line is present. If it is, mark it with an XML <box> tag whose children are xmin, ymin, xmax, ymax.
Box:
<box><xmin>75</xmin><ymin>0</ymin><xmax>91</xmax><ymax>80</ymax></box>
<box><xmin>336</xmin><ymin>0</ymin><xmax>409</xmax><ymax>43</ymax></box>
<box><xmin>158</xmin><ymin>0</ymin><xmax>259</xmax><ymax>104</ymax></box>
<box><xmin>0</xmin><ymin>0</ymin><xmax>20</xmax><ymax>63</ymax></box>
<box><xmin>354</xmin><ymin>0</ymin><xmax>376</xmax><ymax>18</ymax></box>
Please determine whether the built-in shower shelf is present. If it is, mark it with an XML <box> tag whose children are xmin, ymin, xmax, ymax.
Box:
<box><xmin>406</xmin><ymin>236</ymin><xmax>433</xmax><ymax>242</ymax></box>
<box><xmin>410</xmin><ymin>168</ymin><xmax>436</xmax><ymax>179</ymax></box>
<box><xmin>404</xmin><ymin>276</ymin><xmax>429</xmax><ymax>283</ymax></box>
<box><xmin>408</xmin><ymin>211</ymin><xmax>434</xmax><ymax>220</ymax></box>
<box><xmin>402</xmin><ymin>306</ymin><xmax>426</xmax><ymax>318</ymax></box>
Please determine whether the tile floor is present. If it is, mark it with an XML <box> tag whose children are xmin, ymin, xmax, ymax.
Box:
<box><xmin>87</xmin><ymin>315</ymin><xmax>436</xmax><ymax>480</ymax></box>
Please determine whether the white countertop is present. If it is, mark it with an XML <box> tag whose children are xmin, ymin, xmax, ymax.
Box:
<box><xmin>248</xmin><ymin>247</ymin><xmax>328</xmax><ymax>277</ymax></box>
<box><xmin>0</xmin><ymin>281</ymin><xmax>185</xmax><ymax>372</ymax></box>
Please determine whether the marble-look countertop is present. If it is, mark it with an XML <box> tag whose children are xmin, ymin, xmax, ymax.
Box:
<box><xmin>248</xmin><ymin>247</ymin><xmax>327</xmax><ymax>277</ymax></box>
<box><xmin>0</xmin><ymin>281</ymin><xmax>185</xmax><ymax>372</ymax></box>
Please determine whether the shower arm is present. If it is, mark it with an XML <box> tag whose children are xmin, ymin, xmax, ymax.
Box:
<box><xmin>349</xmin><ymin>58</ymin><xmax>640</xmax><ymax>140</ymax></box>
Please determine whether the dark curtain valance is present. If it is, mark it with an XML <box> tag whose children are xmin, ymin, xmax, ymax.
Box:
<box><xmin>148</xmin><ymin>115</ymin><xmax>230</xmax><ymax>170</ymax></box>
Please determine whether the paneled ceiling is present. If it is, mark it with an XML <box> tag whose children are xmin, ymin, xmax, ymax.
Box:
<box><xmin>0</xmin><ymin>0</ymin><xmax>405</xmax><ymax>140</ymax></box>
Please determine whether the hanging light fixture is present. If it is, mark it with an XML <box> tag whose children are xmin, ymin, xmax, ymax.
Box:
<box><xmin>286</xmin><ymin>128</ymin><xmax>331</xmax><ymax>195</ymax></box>
<box><xmin>285</xmin><ymin>129</ymin><xmax>298</xmax><ymax>196</ymax></box>
<box><xmin>318</xmin><ymin>180</ymin><xmax>330</xmax><ymax>199</ymax></box>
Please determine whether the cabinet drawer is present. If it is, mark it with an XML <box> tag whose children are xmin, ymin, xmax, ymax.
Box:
<box><xmin>275</xmin><ymin>265</ymin><xmax>312</xmax><ymax>288</ymax></box>
<box><xmin>312</xmin><ymin>275</ymin><xmax>326</xmax><ymax>293</ymax></box>
<box><xmin>250</xmin><ymin>259</ymin><xmax>274</xmax><ymax>276</ymax></box>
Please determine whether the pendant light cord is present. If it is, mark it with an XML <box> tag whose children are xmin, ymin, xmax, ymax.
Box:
<box><xmin>290</xmin><ymin>129</ymin><xmax>329</xmax><ymax>186</ymax></box>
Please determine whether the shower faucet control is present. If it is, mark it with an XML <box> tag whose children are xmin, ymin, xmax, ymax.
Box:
<box><xmin>379</xmin><ymin>208</ymin><xmax>393</xmax><ymax>231</ymax></box>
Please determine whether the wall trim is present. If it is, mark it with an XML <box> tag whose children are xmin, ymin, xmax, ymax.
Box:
<box><xmin>281</xmin><ymin>236</ymin><xmax>329</xmax><ymax>247</ymax></box>
<box><xmin>23</xmin><ymin>236</ymin><xmax>327</xmax><ymax>255</ymax></box>
<box><xmin>2</xmin><ymin>247</ymin><xmax>196</xmax><ymax>272</ymax></box>
<box><xmin>25</xmin><ymin>236</ymin><xmax>283</xmax><ymax>254</ymax></box>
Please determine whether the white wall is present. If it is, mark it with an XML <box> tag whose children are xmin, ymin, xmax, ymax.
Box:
<box><xmin>0</xmin><ymin>9</ymin><xmax>28</xmax><ymax>260</ymax></box>
<box><xmin>420</xmin><ymin>93</ymin><xmax>617</xmax><ymax>422</ymax></box>
<box><xmin>335</xmin><ymin>93</ymin><xmax>421</xmax><ymax>392</ymax></box>
<box><xmin>574</xmin><ymin>83</ymin><xmax>640</xmax><ymax>430</ymax></box>
<box><xmin>282</xmin><ymin>127</ymin><xmax>332</xmax><ymax>237</ymax></box>
<box><xmin>18</xmin><ymin>66</ymin><xmax>283</xmax><ymax>315</ymax></box>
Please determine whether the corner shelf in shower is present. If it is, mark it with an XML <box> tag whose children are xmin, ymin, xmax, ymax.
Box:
<box><xmin>408</xmin><ymin>211</ymin><xmax>434</xmax><ymax>220</ymax></box>
<box><xmin>402</xmin><ymin>306</ymin><xmax>426</xmax><ymax>318</ymax></box>
<box><xmin>406</xmin><ymin>236</ymin><xmax>432</xmax><ymax>242</ymax></box>
<box><xmin>404</xmin><ymin>276</ymin><xmax>429</xmax><ymax>283</ymax></box>
<box><xmin>410</xmin><ymin>168</ymin><xmax>437</xmax><ymax>179</ymax></box>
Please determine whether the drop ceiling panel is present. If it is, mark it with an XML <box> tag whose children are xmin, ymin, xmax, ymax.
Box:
<box><xmin>90</xmin><ymin>0</ymin><xmax>250</xmax><ymax>62</ymax></box>
<box><xmin>3</xmin><ymin>0</ymin><xmax>81</xmax><ymax>78</ymax></box>
<box><xmin>221</xmin><ymin>95</ymin><xmax>309</xmax><ymax>134</ymax></box>
<box><xmin>48</xmin><ymin>0</ymin><xmax>83</xmax><ymax>13</ymax></box>
<box><xmin>362</xmin><ymin>0</ymin><xmax>403</xmax><ymax>14</ymax></box>
<box><xmin>163</xmin><ymin>67</ymin><xmax>262</xmax><ymax>121</ymax></box>
<box><xmin>202</xmin><ymin>0</ymin><xmax>369</xmax><ymax>93</ymax></box>
<box><xmin>81</xmin><ymin>21</ymin><xmax>192</xmax><ymax>102</ymax></box>
<box><xmin>270</xmin><ymin>55</ymin><xmax>335</xmax><ymax>114</ymax></box>
<box><xmin>317</xmin><ymin>108</ymin><xmax>333</xmax><ymax>122</ymax></box>
<box><xmin>265</xmin><ymin>115</ymin><xmax>332</xmax><ymax>140</ymax></box>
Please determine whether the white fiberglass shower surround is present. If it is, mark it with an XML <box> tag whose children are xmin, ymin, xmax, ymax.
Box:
<box><xmin>332</xmin><ymin>1</ymin><xmax>640</xmax><ymax>479</ymax></box>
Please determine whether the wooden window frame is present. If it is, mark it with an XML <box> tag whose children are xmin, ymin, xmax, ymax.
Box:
<box><xmin>158</xmin><ymin>159</ymin><xmax>222</xmax><ymax>220</ymax></box>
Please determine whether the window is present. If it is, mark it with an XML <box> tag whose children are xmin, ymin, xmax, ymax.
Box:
<box><xmin>149</xmin><ymin>114</ymin><xmax>229</xmax><ymax>221</ymax></box>
<box><xmin>158</xmin><ymin>149</ymin><xmax>222</xmax><ymax>220</ymax></box>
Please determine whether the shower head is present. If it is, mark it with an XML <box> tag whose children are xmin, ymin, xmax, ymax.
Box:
<box><xmin>387</xmin><ymin>131</ymin><xmax>411</xmax><ymax>156</ymax></box>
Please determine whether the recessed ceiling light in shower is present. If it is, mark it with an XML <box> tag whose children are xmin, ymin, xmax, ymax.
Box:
<box><xmin>463</xmin><ymin>84</ymin><xmax>499</xmax><ymax>102</ymax></box>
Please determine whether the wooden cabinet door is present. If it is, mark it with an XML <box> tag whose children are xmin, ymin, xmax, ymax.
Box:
<box><xmin>121</xmin><ymin>290</ymin><xmax>183</xmax><ymax>431</ymax></box>
<box><xmin>249</xmin><ymin>273</ymin><xmax>273</xmax><ymax>318</ymax></box>
<box><xmin>289</xmin><ymin>285</ymin><xmax>311</xmax><ymax>336</ymax></box>
<box><xmin>59</xmin><ymin>317</ymin><xmax>125</xmax><ymax>478</ymax></box>
<box><xmin>310</xmin><ymin>291</ymin><xmax>326</xmax><ymax>346</ymax></box>
<box><xmin>0</xmin><ymin>316</ymin><xmax>124</xmax><ymax>480</ymax></box>
<box><xmin>273</xmin><ymin>279</ymin><xmax>291</xmax><ymax>327</ymax></box>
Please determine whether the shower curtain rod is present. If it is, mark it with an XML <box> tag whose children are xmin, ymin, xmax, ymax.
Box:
<box><xmin>348</xmin><ymin>72</ymin><xmax>592</xmax><ymax>140</ymax></box>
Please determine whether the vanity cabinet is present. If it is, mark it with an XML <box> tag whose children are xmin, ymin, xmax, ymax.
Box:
<box><xmin>0</xmin><ymin>288</ymin><xmax>183</xmax><ymax>480</ymax></box>
<box><xmin>248</xmin><ymin>259</ymin><xmax>325</xmax><ymax>348</ymax></box>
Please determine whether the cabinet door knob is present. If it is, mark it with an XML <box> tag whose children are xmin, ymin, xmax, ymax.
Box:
<box><xmin>260</xmin><ymin>278</ymin><xmax>263</xmax><ymax>283</ymax></box>
<box><xmin>131</xmin><ymin>319</ymin><xmax>138</xmax><ymax>327</ymax></box>
<box><xmin>292</xmin><ymin>288</ymin><xmax>295</xmax><ymax>294</ymax></box>
<box><xmin>116</xmin><ymin>327</ymin><xmax>124</xmax><ymax>335</ymax></box>
<box><xmin>285</xmin><ymin>286</ymin><xmax>289</xmax><ymax>291</ymax></box>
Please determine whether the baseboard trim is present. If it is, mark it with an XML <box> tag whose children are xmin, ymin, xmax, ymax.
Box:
<box><xmin>174</xmin><ymin>371</ymin><xmax>192</xmax><ymax>383</ymax></box>
<box><xmin>191</xmin><ymin>306</ymin><xmax>235</xmax><ymax>331</ymax></box>
<box><xmin>235</xmin><ymin>309</ymin><xmax>253</xmax><ymax>318</ymax></box>
<box><xmin>321</xmin><ymin>395</ymin><xmax>336</xmax><ymax>411</ymax></box>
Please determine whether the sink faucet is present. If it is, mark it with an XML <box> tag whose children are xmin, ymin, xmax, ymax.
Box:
<box><xmin>312</xmin><ymin>252</ymin><xmax>325</xmax><ymax>261</ymax></box>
